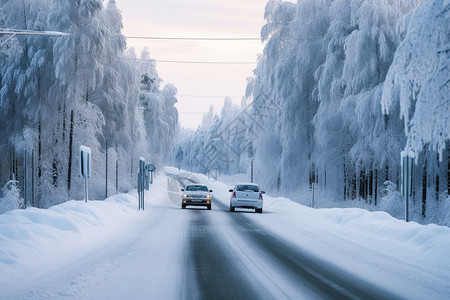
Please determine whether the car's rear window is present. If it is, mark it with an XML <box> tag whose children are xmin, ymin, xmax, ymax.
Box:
<box><xmin>237</xmin><ymin>185</ymin><xmax>259</xmax><ymax>192</ymax></box>
<box><xmin>186</xmin><ymin>185</ymin><xmax>208</xmax><ymax>192</ymax></box>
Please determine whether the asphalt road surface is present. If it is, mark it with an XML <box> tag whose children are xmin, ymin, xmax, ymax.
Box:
<box><xmin>173</xmin><ymin>175</ymin><xmax>400</xmax><ymax>300</ymax></box>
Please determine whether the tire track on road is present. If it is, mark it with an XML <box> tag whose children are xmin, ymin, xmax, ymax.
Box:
<box><xmin>185</xmin><ymin>212</ymin><xmax>265</xmax><ymax>300</ymax></box>
<box><xmin>171</xmin><ymin>174</ymin><xmax>267</xmax><ymax>299</ymax></box>
<box><xmin>214</xmin><ymin>199</ymin><xmax>402</xmax><ymax>300</ymax></box>
<box><xmin>170</xmin><ymin>173</ymin><xmax>400</xmax><ymax>299</ymax></box>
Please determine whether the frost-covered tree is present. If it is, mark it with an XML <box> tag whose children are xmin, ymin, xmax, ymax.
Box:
<box><xmin>138</xmin><ymin>49</ymin><xmax>179</xmax><ymax>168</ymax></box>
<box><xmin>173</xmin><ymin>97</ymin><xmax>253</xmax><ymax>177</ymax></box>
<box><xmin>244</xmin><ymin>0</ymin><xmax>421</xmax><ymax>201</ymax></box>
<box><xmin>202</xmin><ymin>105</ymin><xmax>216</xmax><ymax>129</ymax></box>
<box><xmin>97</xmin><ymin>0</ymin><xmax>132</xmax><ymax>148</ymax></box>
<box><xmin>0</xmin><ymin>0</ymin><xmax>57</xmax><ymax>207</ymax></box>
<box><xmin>382</xmin><ymin>0</ymin><xmax>449</xmax><ymax>158</ymax></box>
<box><xmin>381</xmin><ymin>0</ymin><xmax>449</xmax><ymax>220</ymax></box>
<box><xmin>0</xmin><ymin>1</ymin><xmax>179</xmax><ymax>211</ymax></box>
<box><xmin>312</xmin><ymin>0</ymin><xmax>417</xmax><ymax>201</ymax></box>
<box><xmin>250</xmin><ymin>0</ymin><xmax>320</xmax><ymax>191</ymax></box>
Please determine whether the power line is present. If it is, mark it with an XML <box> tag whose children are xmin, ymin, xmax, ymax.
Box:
<box><xmin>177</xmin><ymin>97</ymin><xmax>244</xmax><ymax>101</ymax></box>
<box><xmin>125</xmin><ymin>36</ymin><xmax>260</xmax><ymax>41</ymax></box>
<box><xmin>155</xmin><ymin>59</ymin><xmax>255</xmax><ymax>64</ymax></box>
<box><xmin>121</xmin><ymin>57</ymin><xmax>255</xmax><ymax>65</ymax></box>
<box><xmin>124</xmin><ymin>35</ymin><xmax>321</xmax><ymax>41</ymax></box>
<box><xmin>1</xmin><ymin>30</ymin><xmax>320</xmax><ymax>41</ymax></box>
<box><xmin>178</xmin><ymin>95</ymin><xmax>244</xmax><ymax>98</ymax></box>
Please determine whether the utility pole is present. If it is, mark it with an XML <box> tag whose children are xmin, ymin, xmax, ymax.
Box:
<box><xmin>401</xmin><ymin>148</ymin><xmax>414</xmax><ymax>222</ymax></box>
<box><xmin>105</xmin><ymin>138</ymin><xmax>108</xmax><ymax>199</ymax></box>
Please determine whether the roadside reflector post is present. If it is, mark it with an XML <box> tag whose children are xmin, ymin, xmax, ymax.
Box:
<box><xmin>401</xmin><ymin>148</ymin><xmax>415</xmax><ymax>222</ymax></box>
<box><xmin>138</xmin><ymin>157</ymin><xmax>145</xmax><ymax>210</ymax></box>
<box><xmin>80</xmin><ymin>146</ymin><xmax>92</xmax><ymax>203</ymax></box>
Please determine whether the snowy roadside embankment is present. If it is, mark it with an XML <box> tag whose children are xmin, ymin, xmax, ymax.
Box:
<box><xmin>0</xmin><ymin>194</ymin><xmax>138</xmax><ymax>274</ymax></box>
<box><xmin>0</xmin><ymin>174</ymin><xmax>168</xmax><ymax>283</ymax></box>
<box><xmin>256</xmin><ymin>195</ymin><xmax>450</xmax><ymax>298</ymax></box>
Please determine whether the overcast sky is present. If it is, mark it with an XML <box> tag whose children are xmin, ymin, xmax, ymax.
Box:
<box><xmin>116</xmin><ymin>0</ymin><xmax>268</xmax><ymax>129</ymax></box>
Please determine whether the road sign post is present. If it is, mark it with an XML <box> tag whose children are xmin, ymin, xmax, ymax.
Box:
<box><xmin>144</xmin><ymin>163</ymin><xmax>150</xmax><ymax>191</ymax></box>
<box><xmin>80</xmin><ymin>146</ymin><xmax>91</xmax><ymax>203</ymax></box>
<box><xmin>148</xmin><ymin>164</ymin><xmax>155</xmax><ymax>185</ymax></box>
<box><xmin>251</xmin><ymin>160</ymin><xmax>254</xmax><ymax>183</ymax></box>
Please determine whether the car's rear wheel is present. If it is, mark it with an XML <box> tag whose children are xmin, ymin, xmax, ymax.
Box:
<box><xmin>230</xmin><ymin>203</ymin><xmax>235</xmax><ymax>212</ymax></box>
<box><xmin>256</xmin><ymin>208</ymin><xmax>262</xmax><ymax>213</ymax></box>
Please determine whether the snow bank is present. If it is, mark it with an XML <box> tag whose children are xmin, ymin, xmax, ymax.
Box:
<box><xmin>0</xmin><ymin>173</ymin><xmax>169</xmax><ymax>281</ymax></box>
<box><xmin>264</xmin><ymin>197</ymin><xmax>450</xmax><ymax>271</ymax></box>
<box><xmin>0</xmin><ymin>193</ymin><xmax>138</xmax><ymax>277</ymax></box>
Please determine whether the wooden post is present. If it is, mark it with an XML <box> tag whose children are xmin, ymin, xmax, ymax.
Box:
<box><xmin>24</xmin><ymin>149</ymin><xmax>27</xmax><ymax>208</ymax></box>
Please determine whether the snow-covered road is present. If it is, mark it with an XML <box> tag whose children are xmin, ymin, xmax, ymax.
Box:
<box><xmin>1</xmin><ymin>169</ymin><xmax>450</xmax><ymax>299</ymax></box>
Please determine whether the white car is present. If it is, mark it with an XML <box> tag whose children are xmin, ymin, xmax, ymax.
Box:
<box><xmin>229</xmin><ymin>183</ymin><xmax>265</xmax><ymax>213</ymax></box>
<box><xmin>181</xmin><ymin>184</ymin><xmax>212</xmax><ymax>210</ymax></box>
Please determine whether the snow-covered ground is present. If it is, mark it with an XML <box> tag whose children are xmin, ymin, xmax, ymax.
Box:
<box><xmin>1</xmin><ymin>168</ymin><xmax>450</xmax><ymax>299</ymax></box>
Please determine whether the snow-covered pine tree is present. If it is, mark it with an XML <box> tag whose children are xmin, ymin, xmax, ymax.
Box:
<box><xmin>382</xmin><ymin>0</ymin><xmax>449</xmax><ymax>219</ymax></box>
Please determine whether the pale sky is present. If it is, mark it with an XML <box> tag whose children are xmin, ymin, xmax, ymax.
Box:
<box><xmin>116</xmin><ymin>0</ymin><xmax>268</xmax><ymax>129</ymax></box>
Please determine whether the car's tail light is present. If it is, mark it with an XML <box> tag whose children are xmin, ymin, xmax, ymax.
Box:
<box><xmin>259</xmin><ymin>193</ymin><xmax>263</xmax><ymax>200</ymax></box>
<box><xmin>232</xmin><ymin>191</ymin><xmax>236</xmax><ymax>198</ymax></box>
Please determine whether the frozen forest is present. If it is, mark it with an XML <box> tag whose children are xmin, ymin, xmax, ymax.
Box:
<box><xmin>174</xmin><ymin>0</ymin><xmax>450</xmax><ymax>225</ymax></box>
<box><xmin>0</xmin><ymin>0</ymin><xmax>179</xmax><ymax>211</ymax></box>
